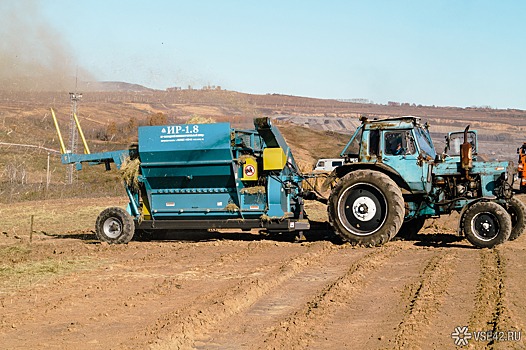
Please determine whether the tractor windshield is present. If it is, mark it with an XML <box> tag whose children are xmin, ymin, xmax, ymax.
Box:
<box><xmin>414</xmin><ymin>126</ymin><xmax>436</xmax><ymax>159</ymax></box>
<box><xmin>341</xmin><ymin>126</ymin><xmax>363</xmax><ymax>157</ymax></box>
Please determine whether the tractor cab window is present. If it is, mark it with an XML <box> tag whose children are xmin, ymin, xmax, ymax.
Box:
<box><xmin>341</xmin><ymin>126</ymin><xmax>363</xmax><ymax>158</ymax></box>
<box><xmin>384</xmin><ymin>131</ymin><xmax>415</xmax><ymax>155</ymax></box>
<box><xmin>447</xmin><ymin>131</ymin><xmax>477</xmax><ymax>156</ymax></box>
<box><xmin>415</xmin><ymin>126</ymin><xmax>437</xmax><ymax>158</ymax></box>
<box><xmin>369</xmin><ymin>129</ymin><xmax>380</xmax><ymax>156</ymax></box>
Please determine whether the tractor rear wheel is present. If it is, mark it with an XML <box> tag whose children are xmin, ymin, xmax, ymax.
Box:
<box><xmin>462</xmin><ymin>201</ymin><xmax>511</xmax><ymax>248</ymax></box>
<box><xmin>95</xmin><ymin>207</ymin><xmax>135</xmax><ymax>244</ymax></box>
<box><xmin>507</xmin><ymin>197</ymin><xmax>526</xmax><ymax>241</ymax></box>
<box><xmin>328</xmin><ymin>170</ymin><xmax>404</xmax><ymax>246</ymax></box>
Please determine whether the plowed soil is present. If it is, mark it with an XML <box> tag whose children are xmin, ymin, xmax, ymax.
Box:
<box><xmin>1</xmin><ymin>196</ymin><xmax>525</xmax><ymax>349</ymax></box>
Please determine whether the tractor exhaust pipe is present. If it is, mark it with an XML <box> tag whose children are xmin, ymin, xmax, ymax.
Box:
<box><xmin>461</xmin><ymin>125</ymin><xmax>473</xmax><ymax>180</ymax></box>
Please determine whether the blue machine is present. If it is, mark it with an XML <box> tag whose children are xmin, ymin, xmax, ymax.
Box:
<box><xmin>328</xmin><ymin>116</ymin><xmax>521</xmax><ymax>248</ymax></box>
<box><xmin>55</xmin><ymin>115</ymin><xmax>309</xmax><ymax>244</ymax></box>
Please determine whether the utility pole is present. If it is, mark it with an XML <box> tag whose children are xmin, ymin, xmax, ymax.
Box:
<box><xmin>67</xmin><ymin>91</ymin><xmax>82</xmax><ymax>184</ymax></box>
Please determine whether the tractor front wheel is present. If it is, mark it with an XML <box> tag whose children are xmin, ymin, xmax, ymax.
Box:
<box><xmin>507</xmin><ymin>197</ymin><xmax>526</xmax><ymax>241</ymax></box>
<box><xmin>95</xmin><ymin>207</ymin><xmax>135</xmax><ymax>244</ymax></box>
<box><xmin>328</xmin><ymin>170</ymin><xmax>404</xmax><ymax>246</ymax></box>
<box><xmin>462</xmin><ymin>201</ymin><xmax>511</xmax><ymax>248</ymax></box>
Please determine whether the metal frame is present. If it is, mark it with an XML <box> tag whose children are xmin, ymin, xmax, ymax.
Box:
<box><xmin>136</xmin><ymin>218</ymin><xmax>310</xmax><ymax>232</ymax></box>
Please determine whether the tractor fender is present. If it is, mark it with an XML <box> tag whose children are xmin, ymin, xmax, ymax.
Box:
<box><xmin>331</xmin><ymin>163</ymin><xmax>412</xmax><ymax>193</ymax></box>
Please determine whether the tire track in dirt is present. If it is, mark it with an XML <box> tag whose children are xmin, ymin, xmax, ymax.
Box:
<box><xmin>302</xmin><ymin>246</ymin><xmax>437</xmax><ymax>349</ymax></box>
<box><xmin>393</xmin><ymin>250</ymin><xmax>457</xmax><ymax>349</ymax></box>
<box><xmin>0</xmin><ymin>240</ymin><xmax>304</xmax><ymax>348</ymax></box>
<box><xmin>497</xmin><ymin>242</ymin><xmax>526</xmax><ymax>349</ymax></box>
<box><xmin>418</xmin><ymin>248</ymin><xmax>480</xmax><ymax>349</ymax></box>
<box><xmin>258</xmin><ymin>244</ymin><xmax>404</xmax><ymax>349</ymax></box>
<box><xmin>190</xmin><ymin>245</ymin><xmax>372</xmax><ymax>349</ymax></box>
<box><xmin>468</xmin><ymin>248</ymin><xmax>524</xmax><ymax>349</ymax></box>
<box><xmin>0</xmin><ymin>241</ymin><xmax>263</xmax><ymax>333</ymax></box>
<box><xmin>140</xmin><ymin>241</ymin><xmax>338</xmax><ymax>349</ymax></box>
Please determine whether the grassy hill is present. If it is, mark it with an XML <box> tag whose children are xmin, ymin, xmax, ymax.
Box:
<box><xmin>1</xmin><ymin>87</ymin><xmax>524</xmax><ymax>203</ymax></box>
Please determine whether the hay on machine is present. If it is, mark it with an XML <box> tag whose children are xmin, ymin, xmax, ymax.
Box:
<box><xmin>240</xmin><ymin>186</ymin><xmax>266</xmax><ymax>195</ymax></box>
<box><xmin>120</xmin><ymin>157</ymin><xmax>141</xmax><ymax>190</ymax></box>
<box><xmin>225</xmin><ymin>203</ymin><xmax>239</xmax><ymax>212</ymax></box>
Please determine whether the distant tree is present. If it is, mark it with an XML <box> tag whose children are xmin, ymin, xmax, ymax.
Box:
<box><xmin>107</xmin><ymin>121</ymin><xmax>118</xmax><ymax>141</ymax></box>
<box><xmin>148</xmin><ymin>112</ymin><xmax>167</xmax><ymax>126</ymax></box>
<box><xmin>125</xmin><ymin>117</ymin><xmax>138</xmax><ymax>133</ymax></box>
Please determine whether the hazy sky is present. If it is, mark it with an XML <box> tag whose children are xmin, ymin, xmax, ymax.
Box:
<box><xmin>2</xmin><ymin>1</ymin><xmax>526</xmax><ymax>109</ymax></box>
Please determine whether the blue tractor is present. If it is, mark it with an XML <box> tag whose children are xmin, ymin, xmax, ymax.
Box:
<box><xmin>327</xmin><ymin>116</ymin><xmax>526</xmax><ymax>248</ymax></box>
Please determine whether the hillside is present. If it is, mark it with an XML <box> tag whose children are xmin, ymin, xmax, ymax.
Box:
<box><xmin>0</xmin><ymin>87</ymin><xmax>525</xmax><ymax>203</ymax></box>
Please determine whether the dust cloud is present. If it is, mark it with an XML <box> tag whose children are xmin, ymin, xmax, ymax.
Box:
<box><xmin>0</xmin><ymin>0</ymin><xmax>93</xmax><ymax>91</ymax></box>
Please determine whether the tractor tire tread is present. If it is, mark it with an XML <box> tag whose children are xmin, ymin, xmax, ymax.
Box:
<box><xmin>507</xmin><ymin>197</ymin><xmax>526</xmax><ymax>241</ymax></box>
<box><xmin>328</xmin><ymin>169</ymin><xmax>404</xmax><ymax>247</ymax></box>
<box><xmin>95</xmin><ymin>207</ymin><xmax>135</xmax><ymax>244</ymax></box>
<box><xmin>462</xmin><ymin>201</ymin><xmax>511</xmax><ymax>248</ymax></box>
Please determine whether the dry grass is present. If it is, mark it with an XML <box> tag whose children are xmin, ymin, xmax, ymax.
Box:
<box><xmin>240</xmin><ymin>186</ymin><xmax>266</xmax><ymax>195</ymax></box>
<box><xmin>225</xmin><ymin>203</ymin><xmax>239</xmax><ymax>212</ymax></box>
<box><xmin>187</xmin><ymin>115</ymin><xmax>215</xmax><ymax>124</ymax></box>
<box><xmin>0</xmin><ymin>255</ymin><xmax>95</xmax><ymax>294</ymax></box>
<box><xmin>183</xmin><ymin>106</ymin><xmax>225</xmax><ymax>116</ymax></box>
<box><xmin>120</xmin><ymin>157</ymin><xmax>141</xmax><ymax>190</ymax></box>
<box><xmin>0</xmin><ymin>197</ymin><xmax>128</xmax><ymax>236</ymax></box>
<box><xmin>0</xmin><ymin>245</ymin><xmax>32</xmax><ymax>263</ymax></box>
<box><xmin>260</xmin><ymin>214</ymin><xmax>271</xmax><ymax>222</ymax></box>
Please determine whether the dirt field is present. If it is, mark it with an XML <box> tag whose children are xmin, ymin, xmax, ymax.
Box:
<box><xmin>1</xmin><ymin>196</ymin><xmax>525</xmax><ymax>349</ymax></box>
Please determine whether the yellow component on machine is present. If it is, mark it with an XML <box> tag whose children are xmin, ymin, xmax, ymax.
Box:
<box><xmin>242</xmin><ymin>157</ymin><xmax>258</xmax><ymax>181</ymax></box>
<box><xmin>142</xmin><ymin>203</ymin><xmax>151</xmax><ymax>220</ymax></box>
<box><xmin>50</xmin><ymin>108</ymin><xmax>66</xmax><ymax>154</ymax></box>
<box><xmin>263</xmin><ymin>147</ymin><xmax>287</xmax><ymax>170</ymax></box>
<box><xmin>73</xmin><ymin>113</ymin><xmax>91</xmax><ymax>154</ymax></box>
<box><xmin>141</xmin><ymin>195</ymin><xmax>152</xmax><ymax>220</ymax></box>
<box><xmin>51</xmin><ymin>109</ymin><xmax>91</xmax><ymax>155</ymax></box>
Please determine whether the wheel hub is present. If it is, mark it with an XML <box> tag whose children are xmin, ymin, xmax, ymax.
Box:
<box><xmin>473</xmin><ymin>213</ymin><xmax>498</xmax><ymax>241</ymax></box>
<box><xmin>103</xmin><ymin>218</ymin><xmax>123</xmax><ymax>239</ymax></box>
<box><xmin>352</xmin><ymin>196</ymin><xmax>377</xmax><ymax>221</ymax></box>
<box><xmin>337</xmin><ymin>182</ymin><xmax>388</xmax><ymax>236</ymax></box>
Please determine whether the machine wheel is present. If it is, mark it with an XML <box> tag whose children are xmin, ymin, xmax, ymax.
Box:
<box><xmin>397</xmin><ymin>217</ymin><xmax>426</xmax><ymax>240</ymax></box>
<box><xmin>507</xmin><ymin>197</ymin><xmax>526</xmax><ymax>241</ymax></box>
<box><xmin>328</xmin><ymin>170</ymin><xmax>404</xmax><ymax>246</ymax></box>
<box><xmin>462</xmin><ymin>201</ymin><xmax>511</xmax><ymax>248</ymax></box>
<box><xmin>95</xmin><ymin>207</ymin><xmax>135</xmax><ymax>244</ymax></box>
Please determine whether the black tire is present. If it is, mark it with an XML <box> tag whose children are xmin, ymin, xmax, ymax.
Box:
<box><xmin>507</xmin><ymin>197</ymin><xmax>526</xmax><ymax>241</ymax></box>
<box><xmin>397</xmin><ymin>217</ymin><xmax>426</xmax><ymax>240</ymax></box>
<box><xmin>95</xmin><ymin>207</ymin><xmax>135</xmax><ymax>244</ymax></box>
<box><xmin>328</xmin><ymin>170</ymin><xmax>404</xmax><ymax>246</ymax></box>
<box><xmin>462</xmin><ymin>201</ymin><xmax>511</xmax><ymax>248</ymax></box>
<box><xmin>520</xmin><ymin>184</ymin><xmax>526</xmax><ymax>194</ymax></box>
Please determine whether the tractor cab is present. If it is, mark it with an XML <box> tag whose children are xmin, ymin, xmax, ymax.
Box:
<box><xmin>340</xmin><ymin>116</ymin><xmax>436</xmax><ymax>193</ymax></box>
